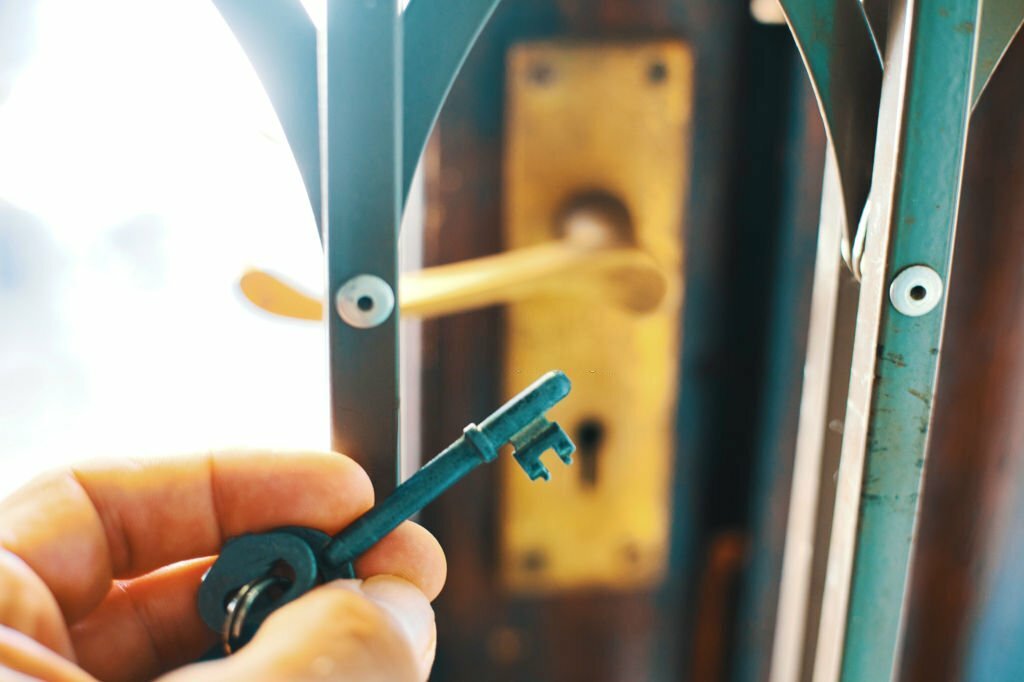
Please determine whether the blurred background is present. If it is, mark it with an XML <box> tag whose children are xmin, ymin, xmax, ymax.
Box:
<box><xmin>0</xmin><ymin>0</ymin><xmax>331</xmax><ymax>494</ymax></box>
<box><xmin>2</xmin><ymin>1</ymin><xmax>1023</xmax><ymax>681</ymax></box>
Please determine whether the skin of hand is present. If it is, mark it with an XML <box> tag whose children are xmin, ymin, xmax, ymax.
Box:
<box><xmin>0</xmin><ymin>451</ymin><xmax>447</xmax><ymax>682</ymax></box>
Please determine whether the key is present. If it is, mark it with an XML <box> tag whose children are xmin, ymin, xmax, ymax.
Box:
<box><xmin>197</xmin><ymin>370</ymin><xmax>575</xmax><ymax>653</ymax></box>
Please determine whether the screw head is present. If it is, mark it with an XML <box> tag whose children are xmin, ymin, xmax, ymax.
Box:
<box><xmin>527</xmin><ymin>62</ymin><xmax>554</xmax><ymax>86</ymax></box>
<box><xmin>335</xmin><ymin>274</ymin><xmax>395</xmax><ymax>328</ymax></box>
<box><xmin>889</xmin><ymin>265</ymin><xmax>943</xmax><ymax>317</ymax></box>
<box><xmin>647</xmin><ymin>60</ymin><xmax>668</xmax><ymax>83</ymax></box>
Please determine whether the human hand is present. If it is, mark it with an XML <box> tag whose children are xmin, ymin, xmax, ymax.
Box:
<box><xmin>0</xmin><ymin>451</ymin><xmax>446</xmax><ymax>681</ymax></box>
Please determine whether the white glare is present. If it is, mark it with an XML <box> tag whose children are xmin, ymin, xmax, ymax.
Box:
<box><xmin>0</xmin><ymin>0</ymin><xmax>329</xmax><ymax>495</ymax></box>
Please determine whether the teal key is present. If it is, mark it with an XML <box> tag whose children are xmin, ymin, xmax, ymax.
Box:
<box><xmin>198</xmin><ymin>370</ymin><xmax>575</xmax><ymax>653</ymax></box>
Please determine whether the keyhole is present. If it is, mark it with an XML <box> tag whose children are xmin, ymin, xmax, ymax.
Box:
<box><xmin>647</xmin><ymin>60</ymin><xmax>668</xmax><ymax>83</ymax></box>
<box><xmin>575</xmin><ymin>418</ymin><xmax>605</xmax><ymax>488</ymax></box>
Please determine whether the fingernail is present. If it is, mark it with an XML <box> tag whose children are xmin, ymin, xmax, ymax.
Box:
<box><xmin>360</xmin><ymin>575</ymin><xmax>436</xmax><ymax>669</ymax></box>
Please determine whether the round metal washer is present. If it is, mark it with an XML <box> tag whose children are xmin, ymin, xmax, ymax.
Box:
<box><xmin>335</xmin><ymin>274</ymin><xmax>395</xmax><ymax>328</ymax></box>
<box><xmin>889</xmin><ymin>264</ymin><xmax>943</xmax><ymax>317</ymax></box>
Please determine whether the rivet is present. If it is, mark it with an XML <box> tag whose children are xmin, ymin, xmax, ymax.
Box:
<box><xmin>889</xmin><ymin>265</ymin><xmax>943</xmax><ymax>317</ymax></box>
<box><xmin>335</xmin><ymin>274</ymin><xmax>395</xmax><ymax>328</ymax></box>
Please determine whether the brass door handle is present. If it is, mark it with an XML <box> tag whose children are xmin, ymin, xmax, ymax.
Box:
<box><xmin>240</xmin><ymin>201</ymin><xmax>667</xmax><ymax>321</ymax></box>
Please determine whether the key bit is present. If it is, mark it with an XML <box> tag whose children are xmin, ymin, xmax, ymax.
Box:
<box><xmin>198</xmin><ymin>370</ymin><xmax>575</xmax><ymax>647</ymax></box>
<box><xmin>510</xmin><ymin>416</ymin><xmax>574</xmax><ymax>481</ymax></box>
<box><xmin>320</xmin><ymin>370</ymin><xmax>574</xmax><ymax>568</ymax></box>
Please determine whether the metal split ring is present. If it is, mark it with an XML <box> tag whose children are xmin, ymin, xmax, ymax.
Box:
<box><xmin>222</xmin><ymin>575</ymin><xmax>289</xmax><ymax>655</ymax></box>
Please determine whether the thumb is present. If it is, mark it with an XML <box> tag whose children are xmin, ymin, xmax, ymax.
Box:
<box><xmin>160</xmin><ymin>576</ymin><xmax>436</xmax><ymax>682</ymax></box>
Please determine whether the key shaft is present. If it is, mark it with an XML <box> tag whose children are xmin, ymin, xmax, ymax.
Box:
<box><xmin>322</xmin><ymin>370</ymin><xmax>573</xmax><ymax>567</ymax></box>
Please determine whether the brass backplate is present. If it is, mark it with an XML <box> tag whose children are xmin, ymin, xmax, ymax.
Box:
<box><xmin>502</xmin><ymin>41</ymin><xmax>692</xmax><ymax>591</ymax></box>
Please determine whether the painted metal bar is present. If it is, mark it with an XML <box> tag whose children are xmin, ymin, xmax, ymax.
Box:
<box><xmin>402</xmin><ymin>0</ymin><xmax>502</xmax><ymax>197</ymax></box>
<box><xmin>778</xmin><ymin>0</ymin><xmax>881</xmax><ymax>267</ymax></box>
<box><xmin>323</xmin><ymin>0</ymin><xmax>402</xmax><ymax>493</ymax></box>
<box><xmin>212</xmin><ymin>0</ymin><xmax>322</xmax><ymax>229</ymax></box>
<box><xmin>972</xmin><ymin>0</ymin><xmax>1024</xmax><ymax>106</ymax></box>
<box><xmin>859</xmin><ymin>0</ymin><xmax>890</xmax><ymax>60</ymax></box>
<box><xmin>769</xmin><ymin>155</ymin><xmax>847</xmax><ymax>682</ymax></box>
<box><xmin>214</xmin><ymin>0</ymin><xmax>501</xmax><ymax>213</ymax></box>
<box><xmin>811</xmin><ymin>1</ymin><xmax>981</xmax><ymax>680</ymax></box>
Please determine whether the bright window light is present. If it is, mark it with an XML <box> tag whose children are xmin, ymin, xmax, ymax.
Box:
<box><xmin>0</xmin><ymin>0</ymin><xmax>332</xmax><ymax>495</ymax></box>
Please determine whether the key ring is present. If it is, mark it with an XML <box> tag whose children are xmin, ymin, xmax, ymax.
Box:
<box><xmin>222</xmin><ymin>575</ymin><xmax>289</xmax><ymax>655</ymax></box>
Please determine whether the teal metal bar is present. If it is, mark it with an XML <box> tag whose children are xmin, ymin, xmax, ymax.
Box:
<box><xmin>811</xmin><ymin>1</ymin><xmax>982</xmax><ymax>680</ymax></box>
<box><xmin>324</xmin><ymin>0</ymin><xmax>402</xmax><ymax>493</ymax></box>
<box><xmin>965</xmin><ymin>458</ymin><xmax>1024</xmax><ymax>681</ymax></box>
<box><xmin>778</xmin><ymin>0</ymin><xmax>880</xmax><ymax>266</ymax></box>
<box><xmin>854</xmin><ymin>0</ymin><xmax>1018</xmax><ymax>104</ymax></box>
<box><xmin>972</xmin><ymin>0</ymin><xmax>1024</xmax><ymax>106</ymax></box>
<box><xmin>401</xmin><ymin>0</ymin><xmax>501</xmax><ymax>196</ymax></box>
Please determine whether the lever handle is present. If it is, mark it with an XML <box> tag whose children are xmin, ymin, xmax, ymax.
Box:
<box><xmin>240</xmin><ymin>196</ymin><xmax>667</xmax><ymax>321</ymax></box>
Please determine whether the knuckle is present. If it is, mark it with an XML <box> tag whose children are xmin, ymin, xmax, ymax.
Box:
<box><xmin>243</xmin><ymin>583</ymin><xmax>428</xmax><ymax>682</ymax></box>
<box><xmin>319</xmin><ymin>587</ymin><xmax>395</xmax><ymax>641</ymax></box>
<box><xmin>285</xmin><ymin>586</ymin><xmax>419</xmax><ymax>677</ymax></box>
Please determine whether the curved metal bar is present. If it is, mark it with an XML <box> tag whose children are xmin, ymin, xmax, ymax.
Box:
<box><xmin>214</xmin><ymin>0</ymin><xmax>501</xmax><ymax>220</ymax></box>
<box><xmin>972</xmin><ymin>0</ymin><xmax>1024</xmax><ymax>108</ymax></box>
<box><xmin>239</xmin><ymin>241</ymin><xmax>667</xmax><ymax>322</ymax></box>
<box><xmin>402</xmin><ymin>0</ymin><xmax>502</xmax><ymax>196</ymax></box>
<box><xmin>212</xmin><ymin>0</ymin><xmax>321</xmax><ymax>229</ymax></box>
<box><xmin>858</xmin><ymin>0</ymin><xmax>889</xmax><ymax>60</ymax></box>
<box><xmin>778</xmin><ymin>0</ymin><xmax>882</xmax><ymax>270</ymax></box>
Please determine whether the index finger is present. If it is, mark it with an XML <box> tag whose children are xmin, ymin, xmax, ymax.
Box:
<box><xmin>0</xmin><ymin>451</ymin><xmax>374</xmax><ymax>622</ymax></box>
